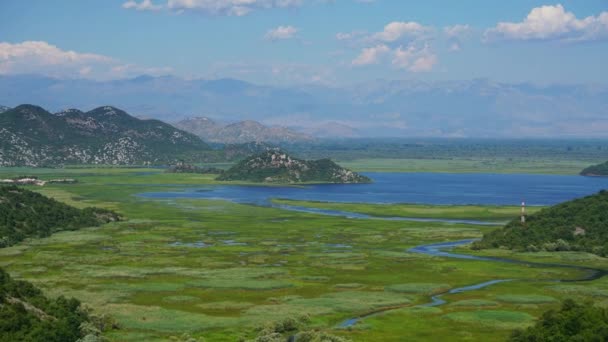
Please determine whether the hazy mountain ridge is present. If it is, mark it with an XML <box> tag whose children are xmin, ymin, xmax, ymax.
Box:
<box><xmin>0</xmin><ymin>104</ymin><xmax>210</xmax><ymax>166</ymax></box>
<box><xmin>174</xmin><ymin>117</ymin><xmax>313</xmax><ymax>143</ymax></box>
<box><xmin>2</xmin><ymin>75</ymin><xmax>607</xmax><ymax>138</ymax></box>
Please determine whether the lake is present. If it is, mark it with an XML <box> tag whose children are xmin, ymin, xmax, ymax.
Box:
<box><xmin>139</xmin><ymin>172</ymin><xmax>608</xmax><ymax>206</ymax></box>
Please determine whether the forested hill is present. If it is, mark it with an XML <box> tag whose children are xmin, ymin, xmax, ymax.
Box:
<box><xmin>217</xmin><ymin>150</ymin><xmax>371</xmax><ymax>184</ymax></box>
<box><xmin>581</xmin><ymin>161</ymin><xmax>608</xmax><ymax>176</ymax></box>
<box><xmin>474</xmin><ymin>190</ymin><xmax>608</xmax><ymax>256</ymax></box>
<box><xmin>0</xmin><ymin>267</ymin><xmax>110</xmax><ymax>341</ymax></box>
<box><xmin>0</xmin><ymin>104</ymin><xmax>210</xmax><ymax>166</ymax></box>
<box><xmin>0</xmin><ymin>186</ymin><xmax>119</xmax><ymax>248</ymax></box>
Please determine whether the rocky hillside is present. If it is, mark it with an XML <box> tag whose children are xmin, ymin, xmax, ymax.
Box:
<box><xmin>0</xmin><ymin>106</ymin><xmax>9</xmax><ymax>114</ymax></box>
<box><xmin>0</xmin><ymin>105</ymin><xmax>210</xmax><ymax>166</ymax></box>
<box><xmin>217</xmin><ymin>150</ymin><xmax>371</xmax><ymax>184</ymax></box>
<box><xmin>174</xmin><ymin>117</ymin><xmax>313</xmax><ymax>144</ymax></box>
<box><xmin>474</xmin><ymin>190</ymin><xmax>608</xmax><ymax>256</ymax></box>
<box><xmin>581</xmin><ymin>161</ymin><xmax>608</xmax><ymax>176</ymax></box>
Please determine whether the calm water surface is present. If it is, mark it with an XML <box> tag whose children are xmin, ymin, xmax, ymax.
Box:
<box><xmin>139</xmin><ymin>172</ymin><xmax>608</xmax><ymax>206</ymax></box>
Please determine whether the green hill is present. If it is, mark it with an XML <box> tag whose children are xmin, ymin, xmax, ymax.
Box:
<box><xmin>474</xmin><ymin>190</ymin><xmax>608</xmax><ymax>256</ymax></box>
<box><xmin>217</xmin><ymin>150</ymin><xmax>371</xmax><ymax>184</ymax></box>
<box><xmin>0</xmin><ymin>104</ymin><xmax>210</xmax><ymax>166</ymax></box>
<box><xmin>510</xmin><ymin>300</ymin><xmax>608</xmax><ymax>341</ymax></box>
<box><xmin>0</xmin><ymin>267</ymin><xmax>112</xmax><ymax>341</ymax></box>
<box><xmin>0</xmin><ymin>186</ymin><xmax>119</xmax><ymax>248</ymax></box>
<box><xmin>581</xmin><ymin>161</ymin><xmax>608</xmax><ymax>176</ymax></box>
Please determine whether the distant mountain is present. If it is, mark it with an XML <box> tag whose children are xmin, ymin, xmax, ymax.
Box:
<box><xmin>1</xmin><ymin>74</ymin><xmax>607</xmax><ymax>138</ymax></box>
<box><xmin>474</xmin><ymin>190</ymin><xmax>608</xmax><ymax>256</ymax></box>
<box><xmin>173</xmin><ymin>117</ymin><xmax>313</xmax><ymax>143</ymax></box>
<box><xmin>0</xmin><ymin>104</ymin><xmax>210</xmax><ymax>166</ymax></box>
<box><xmin>580</xmin><ymin>161</ymin><xmax>608</xmax><ymax>177</ymax></box>
<box><xmin>217</xmin><ymin>150</ymin><xmax>371</xmax><ymax>184</ymax></box>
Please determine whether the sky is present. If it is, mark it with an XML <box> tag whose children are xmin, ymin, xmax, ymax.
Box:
<box><xmin>0</xmin><ymin>0</ymin><xmax>607</xmax><ymax>85</ymax></box>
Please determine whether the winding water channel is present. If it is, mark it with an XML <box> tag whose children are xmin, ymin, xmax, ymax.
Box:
<box><xmin>338</xmin><ymin>239</ymin><xmax>607</xmax><ymax>328</ymax></box>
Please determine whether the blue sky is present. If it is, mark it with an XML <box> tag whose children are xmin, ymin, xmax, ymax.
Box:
<box><xmin>0</xmin><ymin>0</ymin><xmax>607</xmax><ymax>85</ymax></box>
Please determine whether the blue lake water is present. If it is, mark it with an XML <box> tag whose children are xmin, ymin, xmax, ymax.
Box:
<box><xmin>139</xmin><ymin>172</ymin><xmax>608</xmax><ymax>206</ymax></box>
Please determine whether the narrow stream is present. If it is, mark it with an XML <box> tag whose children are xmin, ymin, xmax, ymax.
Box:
<box><xmin>338</xmin><ymin>239</ymin><xmax>607</xmax><ymax>328</ymax></box>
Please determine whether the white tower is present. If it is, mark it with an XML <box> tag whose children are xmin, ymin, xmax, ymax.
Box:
<box><xmin>521</xmin><ymin>201</ymin><xmax>526</xmax><ymax>224</ymax></box>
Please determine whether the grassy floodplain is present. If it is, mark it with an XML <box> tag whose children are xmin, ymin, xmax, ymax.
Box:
<box><xmin>339</xmin><ymin>157</ymin><xmax>595</xmax><ymax>174</ymax></box>
<box><xmin>0</xmin><ymin>167</ymin><xmax>606</xmax><ymax>341</ymax></box>
<box><xmin>272</xmin><ymin>199</ymin><xmax>545</xmax><ymax>222</ymax></box>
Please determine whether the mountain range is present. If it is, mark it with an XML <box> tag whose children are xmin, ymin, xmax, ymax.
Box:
<box><xmin>173</xmin><ymin>117</ymin><xmax>313</xmax><ymax>144</ymax></box>
<box><xmin>0</xmin><ymin>104</ymin><xmax>210</xmax><ymax>166</ymax></box>
<box><xmin>1</xmin><ymin>75</ymin><xmax>607</xmax><ymax>138</ymax></box>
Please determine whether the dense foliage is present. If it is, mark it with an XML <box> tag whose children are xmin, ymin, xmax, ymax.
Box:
<box><xmin>474</xmin><ymin>190</ymin><xmax>608</xmax><ymax>255</ymax></box>
<box><xmin>581</xmin><ymin>160</ymin><xmax>608</xmax><ymax>176</ymax></box>
<box><xmin>510</xmin><ymin>299</ymin><xmax>608</xmax><ymax>341</ymax></box>
<box><xmin>0</xmin><ymin>267</ymin><xmax>93</xmax><ymax>341</ymax></box>
<box><xmin>0</xmin><ymin>186</ymin><xmax>119</xmax><ymax>247</ymax></box>
<box><xmin>217</xmin><ymin>150</ymin><xmax>371</xmax><ymax>183</ymax></box>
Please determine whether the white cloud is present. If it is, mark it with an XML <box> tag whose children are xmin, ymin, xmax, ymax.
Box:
<box><xmin>444</xmin><ymin>24</ymin><xmax>471</xmax><ymax>52</ymax></box>
<box><xmin>484</xmin><ymin>4</ymin><xmax>608</xmax><ymax>42</ymax></box>
<box><xmin>0</xmin><ymin>41</ymin><xmax>171</xmax><ymax>80</ymax></box>
<box><xmin>351</xmin><ymin>44</ymin><xmax>390</xmax><ymax>65</ymax></box>
<box><xmin>157</xmin><ymin>0</ymin><xmax>304</xmax><ymax>16</ymax></box>
<box><xmin>392</xmin><ymin>44</ymin><xmax>437</xmax><ymax>72</ymax></box>
<box><xmin>122</xmin><ymin>0</ymin><xmax>162</xmax><ymax>11</ymax></box>
<box><xmin>372</xmin><ymin>21</ymin><xmax>432</xmax><ymax>42</ymax></box>
<box><xmin>264</xmin><ymin>25</ymin><xmax>299</xmax><ymax>41</ymax></box>
<box><xmin>444</xmin><ymin>24</ymin><xmax>471</xmax><ymax>38</ymax></box>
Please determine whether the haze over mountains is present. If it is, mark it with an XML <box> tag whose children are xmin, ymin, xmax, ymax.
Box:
<box><xmin>173</xmin><ymin>117</ymin><xmax>313</xmax><ymax>144</ymax></box>
<box><xmin>1</xmin><ymin>74</ymin><xmax>607</xmax><ymax>138</ymax></box>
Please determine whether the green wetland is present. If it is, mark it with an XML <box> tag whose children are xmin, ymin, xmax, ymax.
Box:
<box><xmin>1</xmin><ymin>167</ymin><xmax>608</xmax><ymax>341</ymax></box>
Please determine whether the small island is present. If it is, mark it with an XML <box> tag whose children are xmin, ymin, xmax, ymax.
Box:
<box><xmin>580</xmin><ymin>160</ymin><xmax>608</xmax><ymax>176</ymax></box>
<box><xmin>216</xmin><ymin>150</ymin><xmax>371</xmax><ymax>184</ymax></box>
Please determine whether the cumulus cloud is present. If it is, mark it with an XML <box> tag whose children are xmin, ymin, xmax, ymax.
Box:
<box><xmin>0</xmin><ymin>41</ymin><xmax>171</xmax><ymax>80</ymax></box>
<box><xmin>484</xmin><ymin>4</ymin><xmax>608</xmax><ymax>42</ymax></box>
<box><xmin>392</xmin><ymin>44</ymin><xmax>437</xmax><ymax>72</ymax></box>
<box><xmin>123</xmin><ymin>0</ymin><xmax>303</xmax><ymax>16</ymax></box>
<box><xmin>349</xmin><ymin>20</ymin><xmax>437</xmax><ymax>72</ymax></box>
<box><xmin>372</xmin><ymin>21</ymin><xmax>432</xmax><ymax>42</ymax></box>
<box><xmin>264</xmin><ymin>25</ymin><xmax>299</xmax><ymax>41</ymax></box>
<box><xmin>351</xmin><ymin>44</ymin><xmax>390</xmax><ymax>65</ymax></box>
<box><xmin>351</xmin><ymin>43</ymin><xmax>437</xmax><ymax>72</ymax></box>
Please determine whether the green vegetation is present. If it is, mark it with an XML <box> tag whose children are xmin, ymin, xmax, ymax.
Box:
<box><xmin>217</xmin><ymin>150</ymin><xmax>371</xmax><ymax>183</ymax></box>
<box><xmin>0</xmin><ymin>267</ymin><xmax>115</xmax><ymax>341</ymax></box>
<box><xmin>166</xmin><ymin>162</ymin><xmax>224</xmax><ymax>174</ymax></box>
<box><xmin>0</xmin><ymin>167</ymin><xmax>606</xmax><ymax>341</ymax></box>
<box><xmin>475</xmin><ymin>190</ymin><xmax>608</xmax><ymax>256</ymax></box>
<box><xmin>510</xmin><ymin>299</ymin><xmax>608</xmax><ymax>341</ymax></box>
<box><xmin>0</xmin><ymin>186</ymin><xmax>119</xmax><ymax>247</ymax></box>
<box><xmin>273</xmin><ymin>199</ymin><xmax>543</xmax><ymax>221</ymax></box>
<box><xmin>581</xmin><ymin>160</ymin><xmax>608</xmax><ymax>176</ymax></box>
<box><xmin>339</xmin><ymin>157</ymin><xmax>596</xmax><ymax>175</ymax></box>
